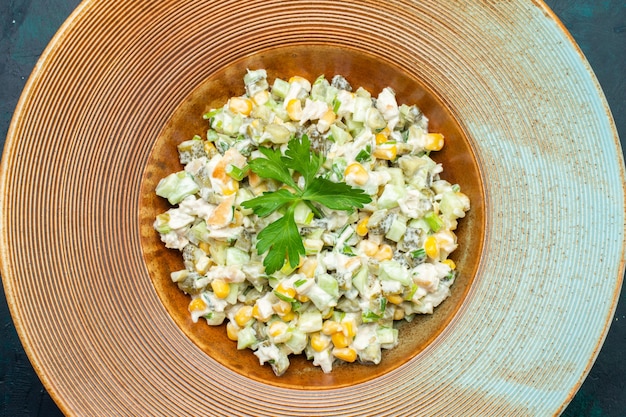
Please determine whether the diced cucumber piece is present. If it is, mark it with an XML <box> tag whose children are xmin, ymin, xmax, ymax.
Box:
<box><xmin>385</xmin><ymin>217</ymin><xmax>407</xmax><ymax>242</ymax></box>
<box><xmin>235</xmin><ymin>187</ymin><xmax>255</xmax><ymax>216</ymax></box>
<box><xmin>352</xmin><ymin>266</ymin><xmax>369</xmax><ymax>297</ymax></box>
<box><xmin>352</xmin><ymin>96</ymin><xmax>371</xmax><ymax>122</ymax></box>
<box><xmin>385</xmin><ymin>167</ymin><xmax>405</xmax><ymax>187</ymax></box>
<box><xmin>317</xmin><ymin>273</ymin><xmax>339</xmax><ymax>298</ymax></box>
<box><xmin>237</xmin><ymin>326</ymin><xmax>257</xmax><ymax>350</ymax></box>
<box><xmin>209</xmin><ymin>241</ymin><xmax>229</xmax><ymax>266</ymax></box>
<box><xmin>226</xmin><ymin>247</ymin><xmax>251</xmax><ymax>266</ymax></box>
<box><xmin>306</xmin><ymin>284</ymin><xmax>337</xmax><ymax>311</ymax></box>
<box><xmin>204</xmin><ymin>311</ymin><xmax>226</xmax><ymax>326</ymax></box>
<box><xmin>156</xmin><ymin>171</ymin><xmax>200</xmax><ymax>205</ymax></box>
<box><xmin>379</xmin><ymin>260</ymin><xmax>411</xmax><ymax>286</ymax></box>
<box><xmin>268</xmin><ymin>348</ymin><xmax>290</xmax><ymax>377</ymax></box>
<box><xmin>271</xmin><ymin>78</ymin><xmax>290</xmax><ymax>99</ymax></box>
<box><xmin>439</xmin><ymin>191</ymin><xmax>469</xmax><ymax>220</ymax></box>
<box><xmin>366</xmin><ymin>107</ymin><xmax>387</xmax><ymax>130</ymax></box>
<box><xmin>376</xmin><ymin>326</ymin><xmax>398</xmax><ymax>345</ymax></box>
<box><xmin>244</xmin><ymin>69</ymin><xmax>268</xmax><ymax>96</ymax></box>
<box><xmin>303</xmin><ymin>238</ymin><xmax>324</xmax><ymax>255</ymax></box>
<box><xmin>298</xmin><ymin>310</ymin><xmax>323</xmax><ymax>333</ymax></box>
<box><xmin>153</xmin><ymin>213</ymin><xmax>172</xmax><ymax>234</ymax></box>
<box><xmin>222</xmin><ymin>113</ymin><xmax>243</xmax><ymax>137</ymax></box>
<box><xmin>345</xmin><ymin>118</ymin><xmax>364</xmax><ymax>137</ymax></box>
<box><xmin>170</xmin><ymin>269</ymin><xmax>189</xmax><ymax>283</ymax></box>
<box><xmin>285</xmin><ymin>329</ymin><xmax>308</xmax><ymax>354</ymax></box>
<box><xmin>189</xmin><ymin>221</ymin><xmax>210</xmax><ymax>244</ymax></box>
<box><xmin>358</xmin><ymin>342</ymin><xmax>382</xmax><ymax>364</ymax></box>
<box><xmin>329</xmin><ymin>124</ymin><xmax>352</xmax><ymax>145</ymax></box>
<box><xmin>244</xmin><ymin>68</ymin><xmax>267</xmax><ymax>86</ymax></box>
<box><xmin>377</xmin><ymin>184</ymin><xmax>405</xmax><ymax>209</ymax></box>
<box><xmin>310</xmin><ymin>75</ymin><xmax>329</xmax><ymax>102</ymax></box>
<box><xmin>408</xmin><ymin>218</ymin><xmax>431</xmax><ymax>233</ymax></box>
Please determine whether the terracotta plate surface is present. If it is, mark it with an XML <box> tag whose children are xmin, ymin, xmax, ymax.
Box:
<box><xmin>1</xmin><ymin>0</ymin><xmax>624</xmax><ymax>416</ymax></box>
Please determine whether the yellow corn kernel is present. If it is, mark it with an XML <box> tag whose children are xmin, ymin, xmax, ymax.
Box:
<box><xmin>275</xmin><ymin>282</ymin><xmax>296</xmax><ymax>299</ymax></box>
<box><xmin>332</xmin><ymin>347</ymin><xmax>357</xmax><ymax>363</ymax></box>
<box><xmin>345</xmin><ymin>257</ymin><xmax>362</xmax><ymax>273</ymax></box>
<box><xmin>288</xmin><ymin>76</ymin><xmax>312</xmax><ymax>91</ymax></box>
<box><xmin>331</xmin><ymin>331</ymin><xmax>350</xmax><ymax>348</ymax></box>
<box><xmin>252</xmin><ymin>90</ymin><xmax>269</xmax><ymax>106</ymax></box>
<box><xmin>386</xmin><ymin>294</ymin><xmax>404</xmax><ymax>305</ymax></box>
<box><xmin>273</xmin><ymin>300</ymin><xmax>292</xmax><ymax>316</ymax></box>
<box><xmin>342</xmin><ymin>320</ymin><xmax>356</xmax><ymax>338</ymax></box>
<box><xmin>298</xmin><ymin>257</ymin><xmax>318</xmax><ymax>278</ymax></box>
<box><xmin>322</xmin><ymin>308</ymin><xmax>334</xmax><ymax>320</ymax></box>
<box><xmin>268</xmin><ymin>321</ymin><xmax>289</xmax><ymax>338</ymax></box>
<box><xmin>393</xmin><ymin>307</ymin><xmax>405</xmax><ymax>321</ymax></box>
<box><xmin>281</xmin><ymin>310</ymin><xmax>297</xmax><ymax>322</ymax></box>
<box><xmin>226</xmin><ymin>321</ymin><xmax>239</xmax><ymax>341</ymax></box>
<box><xmin>424</xmin><ymin>235</ymin><xmax>440</xmax><ymax>259</ymax></box>
<box><xmin>228</xmin><ymin>97</ymin><xmax>253</xmax><ymax>116</ymax></box>
<box><xmin>374</xmin><ymin>244</ymin><xmax>394</xmax><ymax>261</ymax></box>
<box><xmin>234</xmin><ymin>305</ymin><xmax>253</xmax><ymax>327</ymax></box>
<box><xmin>195</xmin><ymin>257</ymin><xmax>211</xmax><ymax>275</ymax></box>
<box><xmin>322</xmin><ymin>320</ymin><xmax>343</xmax><ymax>335</ymax></box>
<box><xmin>221</xmin><ymin>179</ymin><xmax>239</xmax><ymax>196</ymax></box>
<box><xmin>286</xmin><ymin>99</ymin><xmax>302</xmax><ymax>121</ymax></box>
<box><xmin>356</xmin><ymin>216</ymin><xmax>369</xmax><ymax>237</ymax></box>
<box><xmin>375</xmin><ymin>132</ymin><xmax>388</xmax><ymax>144</ymax></box>
<box><xmin>344</xmin><ymin>162</ymin><xmax>369</xmax><ymax>185</ymax></box>
<box><xmin>424</xmin><ymin>133</ymin><xmax>444</xmax><ymax>151</ymax></box>
<box><xmin>442</xmin><ymin>259</ymin><xmax>456</xmax><ymax>270</ymax></box>
<box><xmin>372</xmin><ymin>144</ymin><xmax>397</xmax><ymax>161</ymax></box>
<box><xmin>252</xmin><ymin>303</ymin><xmax>267</xmax><ymax>322</ymax></box>
<box><xmin>211</xmin><ymin>279</ymin><xmax>230</xmax><ymax>299</ymax></box>
<box><xmin>358</xmin><ymin>240</ymin><xmax>379</xmax><ymax>257</ymax></box>
<box><xmin>317</xmin><ymin>109</ymin><xmax>336</xmax><ymax>133</ymax></box>
<box><xmin>204</xmin><ymin>140</ymin><xmax>218</xmax><ymax>158</ymax></box>
<box><xmin>310</xmin><ymin>332</ymin><xmax>330</xmax><ymax>352</ymax></box>
<box><xmin>295</xmin><ymin>293</ymin><xmax>310</xmax><ymax>303</ymax></box>
<box><xmin>198</xmin><ymin>241</ymin><xmax>211</xmax><ymax>254</ymax></box>
<box><xmin>188</xmin><ymin>297</ymin><xmax>207</xmax><ymax>312</ymax></box>
<box><xmin>289</xmin><ymin>75</ymin><xmax>308</xmax><ymax>83</ymax></box>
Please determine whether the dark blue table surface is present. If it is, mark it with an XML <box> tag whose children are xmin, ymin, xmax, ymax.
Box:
<box><xmin>1</xmin><ymin>1</ymin><xmax>624</xmax><ymax>416</ymax></box>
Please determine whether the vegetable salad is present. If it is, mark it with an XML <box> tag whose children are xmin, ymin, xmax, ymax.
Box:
<box><xmin>154</xmin><ymin>70</ymin><xmax>470</xmax><ymax>376</ymax></box>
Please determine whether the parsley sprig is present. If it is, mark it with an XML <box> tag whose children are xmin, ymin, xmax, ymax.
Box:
<box><xmin>241</xmin><ymin>135</ymin><xmax>372</xmax><ymax>274</ymax></box>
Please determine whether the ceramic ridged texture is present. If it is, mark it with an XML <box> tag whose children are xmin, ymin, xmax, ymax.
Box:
<box><xmin>0</xmin><ymin>0</ymin><xmax>623</xmax><ymax>416</ymax></box>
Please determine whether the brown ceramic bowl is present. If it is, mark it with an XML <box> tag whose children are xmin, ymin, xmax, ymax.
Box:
<box><xmin>139</xmin><ymin>45</ymin><xmax>485</xmax><ymax>389</ymax></box>
<box><xmin>1</xmin><ymin>0</ymin><xmax>623</xmax><ymax>415</ymax></box>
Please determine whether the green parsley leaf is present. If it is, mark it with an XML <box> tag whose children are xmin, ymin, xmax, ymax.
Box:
<box><xmin>254</xmin><ymin>205</ymin><xmax>305</xmax><ymax>274</ymax></box>
<box><xmin>248</xmin><ymin>146</ymin><xmax>299</xmax><ymax>190</ymax></box>
<box><xmin>302</xmin><ymin>177</ymin><xmax>371</xmax><ymax>211</ymax></box>
<box><xmin>241</xmin><ymin>189</ymin><xmax>298</xmax><ymax>217</ymax></box>
<box><xmin>282</xmin><ymin>135</ymin><xmax>324</xmax><ymax>186</ymax></box>
<box><xmin>244</xmin><ymin>135</ymin><xmax>372</xmax><ymax>274</ymax></box>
